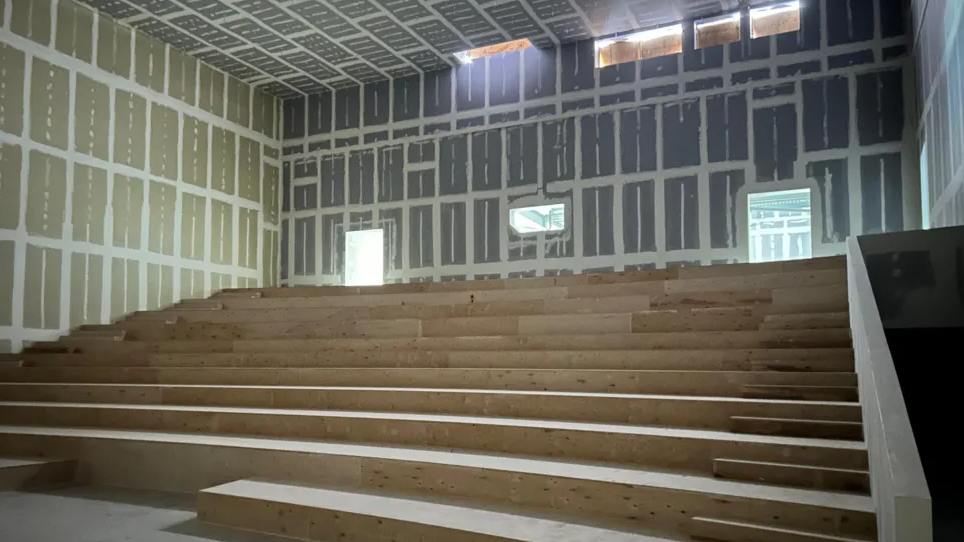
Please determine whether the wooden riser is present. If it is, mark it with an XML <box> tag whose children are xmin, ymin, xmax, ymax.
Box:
<box><xmin>0</xmin><ymin>457</ymin><xmax>77</xmax><ymax>490</ymax></box>
<box><xmin>155</xmin><ymin>287</ymin><xmax>846</xmax><ymax>318</ymax></box>
<box><xmin>0</xmin><ymin>368</ymin><xmax>858</xmax><ymax>396</ymax></box>
<box><xmin>731</xmin><ymin>416</ymin><xmax>864</xmax><ymax>440</ymax></box>
<box><xmin>196</xmin><ymin>272</ymin><xmax>847</xmax><ymax>309</ymax></box>
<box><xmin>0</xmin><ymin>403</ymin><xmax>868</xmax><ymax>473</ymax></box>
<box><xmin>46</xmin><ymin>329</ymin><xmax>853</xmax><ymax>354</ymax></box>
<box><xmin>199</xmin><ymin>482</ymin><xmax>666</xmax><ymax>542</ymax></box>
<box><xmin>691</xmin><ymin>516</ymin><xmax>869</xmax><ymax>541</ymax></box>
<box><xmin>0</xmin><ymin>424</ymin><xmax>871</xmax><ymax>540</ymax></box>
<box><xmin>15</xmin><ymin>348</ymin><xmax>855</xmax><ymax>371</ymax></box>
<box><xmin>0</xmin><ymin>385</ymin><xmax>862</xmax><ymax>429</ymax></box>
<box><xmin>218</xmin><ymin>257</ymin><xmax>843</xmax><ymax>298</ymax></box>
<box><xmin>81</xmin><ymin>310</ymin><xmax>850</xmax><ymax>341</ymax></box>
<box><xmin>712</xmin><ymin>458</ymin><xmax>870</xmax><ymax>493</ymax></box>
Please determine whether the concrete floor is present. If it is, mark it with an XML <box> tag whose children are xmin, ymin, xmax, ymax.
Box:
<box><xmin>0</xmin><ymin>486</ymin><xmax>292</xmax><ymax>542</ymax></box>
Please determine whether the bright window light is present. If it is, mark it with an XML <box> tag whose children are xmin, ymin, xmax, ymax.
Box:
<box><xmin>454</xmin><ymin>38</ymin><xmax>532</xmax><ymax>65</ymax></box>
<box><xmin>595</xmin><ymin>24</ymin><xmax>683</xmax><ymax>67</ymax></box>
<box><xmin>750</xmin><ymin>1</ymin><xmax>801</xmax><ymax>38</ymax></box>
<box><xmin>344</xmin><ymin>229</ymin><xmax>384</xmax><ymax>286</ymax></box>
<box><xmin>509</xmin><ymin>204</ymin><xmax>566</xmax><ymax>234</ymax></box>
<box><xmin>695</xmin><ymin>12</ymin><xmax>742</xmax><ymax>48</ymax></box>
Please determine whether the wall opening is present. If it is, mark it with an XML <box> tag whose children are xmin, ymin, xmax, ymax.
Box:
<box><xmin>509</xmin><ymin>204</ymin><xmax>566</xmax><ymax>234</ymax></box>
<box><xmin>595</xmin><ymin>25</ymin><xmax>683</xmax><ymax>67</ymax></box>
<box><xmin>455</xmin><ymin>38</ymin><xmax>532</xmax><ymax>64</ymax></box>
<box><xmin>748</xmin><ymin>189</ymin><xmax>813</xmax><ymax>263</ymax></box>
<box><xmin>344</xmin><ymin>229</ymin><xmax>384</xmax><ymax>286</ymax></box>
<box><xmin>749</xmin><ymin>1</ymin><xmax>801</xmax><ymax>38</ymax></box>
<box><xmin>920</xmin><ymin>140</ymin><xmax>930</xmax><ymax>229</ymax></box>
<box><xmin>695</xmin><ymin>13</ymin><xmax>742</xmax><ymax>48</ymax></box>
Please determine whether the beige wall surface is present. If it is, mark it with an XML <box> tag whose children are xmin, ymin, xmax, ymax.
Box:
<box><xmin>0</xmin><ymin>0</ymin><xmax>283</xmax><ymax>353</ymax></box>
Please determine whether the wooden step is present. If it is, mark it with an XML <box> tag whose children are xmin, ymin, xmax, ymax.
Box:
<box><xmin>731</xmin><ymin>416</ymin><xmax>863</xmax><ymax>440</ymax></box>
<box><xmin>52</xmin><ymin>329</ymin><xmax>854</xmax><ymax>354</ymax></box>
<box><xmin>761</xmin><ymin>312</ymin><xmax>850</xmax><ymax>330</ymax></box>
<box><xmin>0</xmin><ymin>384</ymin><xmax>861</xmax><ymax>429</ymax></box>
<box><xmin>69</xmin><ymin>329</ymin><xmax>127</xmax><ymax>341</ymax></box>
<box><xmin>691</xmin><ymin>516</ymin><xmax>868</xmax><ymax>541</ymax></box>
<box><xmin>0</xmin><ymin>368</ymin><xmax>858</xmax><ymax>395</ymax></box>
<box><xmin>0</xmin><ymin>403</ymin><xmax>868</xmax><ymax>473</ymax></box>
<box><xmin>743</xmin><ymin>384</ymin><xmax>859</xmax><ymax>402</ymax></box>
<box><xmin>0</xmin><ymin>456</ymin><xmax>77</xmax><ymax>490</ymax></box>
<box><xmin>0</xmin><ymin>424</ymin><xmax>873</xmax><ymax>540</ymax></box>
<box><xmin>712</xmin><ymin>458</ymin><xmax>870</xmax><ymax>492</ymax></box>
<box><xmin>199</xmin><ymin>480</ymin><xmax>673</xmax><ymax>542</ymax></box>
<box><xmin>59</xmin><ymin>317</ymin><xmax>854</xmax><ymax>342</ymax></box>
<box><xmin>16</xmin><ymin>348</ymin><xmax>855</xmax><ymax>371</ymax></box>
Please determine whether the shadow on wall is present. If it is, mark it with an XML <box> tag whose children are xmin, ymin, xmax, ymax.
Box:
<box><xmin>859</xmin><ymin>225</ymin><xmax>964</xmax><ymax>542</ymax></box>
<box><xmin>858</xmin><ymin>226</ymin><xmax>964</xmax><ymax>328</ymax></box>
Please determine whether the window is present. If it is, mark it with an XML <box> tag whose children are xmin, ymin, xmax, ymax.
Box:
<box><xmin>748</xmin><ymin>189</ymin><xmax>812</xmax><ymax>263</ymax></box>
<box><xmin>749</xmin><ymin>1</ymin><xmax>801</xmax><ymax>39</ymax></box>
<box><xmin>455</xmin><ymin>38</ymin><xmax>532</xmax><ymax>64</ymax></box>
<box><xmin>695</xmin><ymin>12</ymin><xmax>741</xmax><ymax>48</ymax></box>
<box><xmin>509</xmin><ymin>204</ymin><xmax>566</xmax><ymax>234</ymax></box>
<box><xmin>595</xmin><ymin>25</ymin><xmax>683</xmax><ymax>68</ymax></box>
<box><xmin>920</xmin><ymin>141</ymin><xmax>930</xmax><ymax>229</ymax></box>
<box><xmin>344</xmin><ymin>229</ymin><xmax>384</xmax><ymax>286</ymax></box>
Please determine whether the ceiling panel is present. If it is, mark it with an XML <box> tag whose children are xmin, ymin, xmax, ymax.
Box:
<box><xmin>77</xmin><ymin>0</ymin><xmax>743</xmax><ymax>97</ymax></box>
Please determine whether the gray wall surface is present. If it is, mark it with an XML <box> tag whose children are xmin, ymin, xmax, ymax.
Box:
<box><xmin>912</xmin><ymin>0</ymin><xmax>964</xmax><ymax>228</ymax></box>
<box><xmin>0</xmin><ymin>0</ymin><xmax>282</xmax><ymax>353</ymax></box>
<box><xmin>859</xmin><ymin>225</ymin><xmax>964</xmax><ymax>329</ymax></box>
<box><xmin>280</xmin><ymin>0</ymin><xmax>918</xmax><ymax>285</ymax></box>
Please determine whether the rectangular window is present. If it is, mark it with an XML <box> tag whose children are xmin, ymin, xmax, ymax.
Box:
<box><xmin>750</xmin><ymin>1</ymin><xmax>801</xmax><ymax>39</ymax></box>
<box><xmin>695</xmin><ymin>13</ymin><xmax>742</xmax><ymax>48</ymax></box>
<box><xmin>596</xmin><ymin>25</ymin><xmax>683</xmax><ymax>68</ymax></box>
<box><xmin>748</xmin><ymin>189</ymin><xmax>812</xmax><ymax>263</ymax></box>
<box><xmin>455</xmin><ymin>38</ymin><xmax>532</xmax><ymax>64</ymax></box>
<box><xmin>509</xmin><ymin>204</ymin><xmax>566</xmax><ymax>234</ymax></box>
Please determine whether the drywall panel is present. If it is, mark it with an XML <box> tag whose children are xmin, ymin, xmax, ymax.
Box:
<box><xmin>0</xmin><ymin>0</ymin><xmax>280</xmax><ymax>352</ymax></box>
<box><xmin>281</xmin><ymin>0</ymin><xmax>915</xmax><ymax>285</ymax></box>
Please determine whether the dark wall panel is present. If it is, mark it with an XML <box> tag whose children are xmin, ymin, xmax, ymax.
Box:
<box><xmin>808</xmin><ymin>159</ymin><xmax>851</xmax><ymax>243</ymax></box>
<box><xmin>709</xmin><ymin>170</ymin><xmax>746</xmax><ymax>249</ymax></box>
<box><xmin>620</xmin><ymin>105</ymin><xmax>657</xmax><ymax>174</ymax></box>
<box><xmin>474</xmin><ymin>198</ymin><xmax>500</xmax><ymax>264</ymax></box>
<box><xmin>622</xmin><ymin>180</ymin><xmax>656</xmax><ymax>254</ymax></box>
<box><xmin>662</xmin><ymin>100</ymin><xmax>701</xmax><ymax>169</ymax></box>
<box><xmin>802</xmin><ymin>76</ymin><xmax>850</xmax><ymax>151</ymax></box>
<box><xmin>754</xmin><ymin>104</ymin><xmax>798</xmax><ymax>182</ymax></box>
<box><xmin>706</xmin><ymin>91</ymin><xmax>749</xmax><ymax>163</ymax></box>
<box><xmin>441</xmin><ymin>202</ymin><xmax>467</xmax><ymax>265</ymax></box>
<box><xmin>472</xmin><ymin>130</ymin><xmax>503</xmax><ymax>192</ymax></box>
<box><xmin>348</xmin><ymin>149</ymin><xmax>375</xmax><ymax>204</ymax></box>
<box><xmin>409</xmin><ymin>204</ymin><xmax>433</xmax><ymax>268</ymax></box>
<box><xmin>582</xmin><ymin>186</ymin><xmax>615</xmax><ymax>257</ymax></box>
<box><xmin>665</xmin><ymin>176</ymin><xmax>700</xmax><ymax>251</ymax></box>
<box><xmin>439</xmin><ymin>134</ymin><xmax>468</xmax><ymax>194</ymax></box>
<box><xmin>580</xmin><ymin>113</ymin><xmax>615</xmax><ymax>179</ymax></box>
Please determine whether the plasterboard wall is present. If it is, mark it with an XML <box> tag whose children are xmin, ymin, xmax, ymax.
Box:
<box><xmin>278</xmin><ymin>0</ymin><xmax>917</xmax><ymax>286</ymax></box>
<box><xmin>0</xmin><ymin>0</ymin><xmax>283</xmax><ymax>353</ymax></box>
<box><xmin>913</xmin><ymin>0</ymin><xmax>964</xmax><ymax>227</ymax></box>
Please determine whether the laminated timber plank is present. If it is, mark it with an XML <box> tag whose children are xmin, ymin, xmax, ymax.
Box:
<box><xmin>712</xmin><ymin>458</ymin><xmax>870</xmax><ymax>493</ymax></box>
<box><xmin>15</xmin><ymin>348</ymin><xmax>855</xmax><ymax>371</ymax></box>
<box><xmin>0</xmin><ymin>384</ymin><xmax>862</xmax><ymax>429</ymax></box>
<box><xmin>690</xmin><ymin>516</ymin><xmax>869</xmax><ymax>541</ymax></box>
<box><xmin>0</xmin><ymin>457</ymin><xmax>77</xmax><ymax>490</ymax></box>
<box><xmin>0</xmin><ymin>368</ymin><xmax>858</xmax><ymax>395</ymax></box>
<box><xmin>0</xmin><ymin>403</ymin><xmax>869</xmax><ymax>473</ymax></box>
<box><xmin>731</xmin><ymin>416</ymin><xmax>864</xmax><ymax>440</ymax></box>
<box><xmin>0</xmin><ymin>425</ymin><xmax>873</xmax><ymax>539</ymax></box>
<box><xmin>49</xmin><ymin>329</ymin><xmax>854</xmax><ymax>354</ymax></box>
<box><xmin>198</xmin><ymin>480</ymin><xmax>673</xmax><ymax>542</ymax></box>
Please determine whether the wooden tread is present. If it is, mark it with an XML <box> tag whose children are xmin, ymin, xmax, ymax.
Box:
<box><xmin>731</xmin><ymin>416</ymin><xmax>863</xmax><ymax>440</ymax></box>
<box><xmin>712</xmin><ymin>458</ymin><xmax>870</xmax><ymax>492</ymax></box>
<box><xmin>0</xmin><ymin>456</ymin><xmax>77</xmax><ymax>490</ymax></box>
<box><xmin>199</xmin><ymin>480</ymin><xmax>673</xmax><ymax>542</ymax></box>
<box><xmin>691</xmin><ymin>516</ymin><xmax>870</xmax><ymax>541</ymax></box>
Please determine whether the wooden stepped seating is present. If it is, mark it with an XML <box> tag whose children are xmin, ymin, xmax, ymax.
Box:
<box><xmin>0</xmin><ymin>456</ymin><xmax>77</xmax><ymax>490</ymax></box>
<box><xmin>8</xmin><ymin>347</ymin><xmax>855</xmax><ymax>370</ymax></box>
<box><xmin>0</xmin><ymin>256</ymin><xmax>875</xmax><ymax>542</ymax></box>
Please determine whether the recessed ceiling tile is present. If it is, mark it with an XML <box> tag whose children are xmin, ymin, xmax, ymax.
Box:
<box><xmin>76</xmin><ymin>0</ymin><xmax>142</xmax><ymax>20</ymax></box>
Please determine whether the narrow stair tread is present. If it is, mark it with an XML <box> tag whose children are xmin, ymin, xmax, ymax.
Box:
<box><xmin>691</xmin><ymin>516</ymin><xmax>870</xmax><ymax>541</ymax></box>
<box><xmin>0</xmin><ymin>401</ymin><xmax>866</xmax><ymax>447</ymax></box>
<box><xmin>0</xmin><ymin>425</ymin><xmax>872</xmax><ymax>512</ymax></box>
<box><xmin>712</xmin><ymin>458</ymin><xmax>868</xmax><ymax>475</ymax></box>
<box><xmin>203</xmin><ymin>479</ymin><xmax>671</xmax><ymax>542</ymax></box>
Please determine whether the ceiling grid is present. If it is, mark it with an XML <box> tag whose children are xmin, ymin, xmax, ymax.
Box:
<box><xmin>77</xmin><ymin>0</ymin><xmax>741</xmax><ymax>97</ymax></box>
